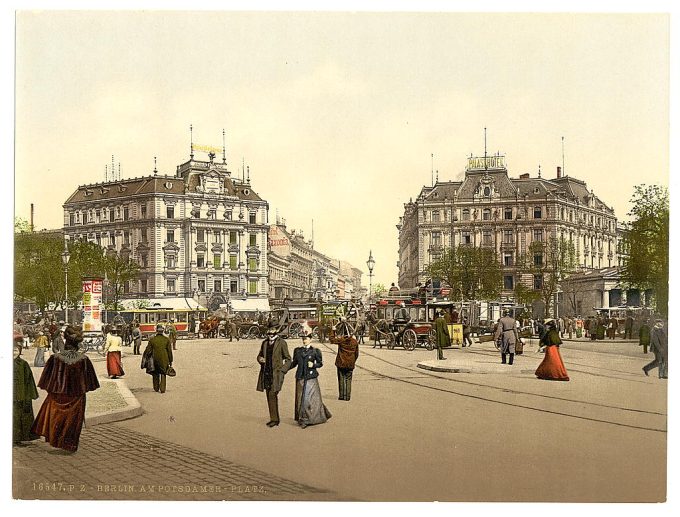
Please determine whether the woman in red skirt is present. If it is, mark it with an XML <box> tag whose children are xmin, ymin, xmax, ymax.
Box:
<box><xmin>31</xmin><ymin>326</ymin><xmax>100</xmax><ymax>452</ymax></box>
<box><xmin>104</xmin><ymin>326</ymin><xmax>125</xmax><ymax>378</ymax></box>
<box><xmin>535</xmin><ymin>319</ymin><xmax>570</xmax><ymax>381</ymax></box>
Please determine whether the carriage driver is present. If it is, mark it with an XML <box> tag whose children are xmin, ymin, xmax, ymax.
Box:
<box><xmin>393</xmin><ymin>302</ymin><xmax>411</xmax><ymax>345</ymax></box>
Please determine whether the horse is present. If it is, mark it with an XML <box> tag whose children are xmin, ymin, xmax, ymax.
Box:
<box><xmin>199</xmin><ymin>318</ymin><xmax>220</xmax><ymax>339</ymax></box>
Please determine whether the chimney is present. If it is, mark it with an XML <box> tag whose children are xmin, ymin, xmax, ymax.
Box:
<box><xmin>519</xmin><ymin>173</ymin><xmax>530</xmax><ymax>179</ymax></box>
<box><xmin>557</xmin><ymin>166</ymin><xmax>562</xmax><ymax>178</ymax></box>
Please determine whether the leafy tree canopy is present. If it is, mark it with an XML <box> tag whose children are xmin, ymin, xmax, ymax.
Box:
<box><xmin>425</xmin><ymin>245</ymin><xmax>502</xmax><ymax>301</ymax></box>
<box><xmin>620</xmin><ymin>184</ymin><xmax>669</xmax><ymax>317</ymax></box>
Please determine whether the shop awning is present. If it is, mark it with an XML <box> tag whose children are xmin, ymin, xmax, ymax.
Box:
<box><xmin>227</xmin><ymin>298</ymin><xmax>271</xmax><ymax>313</ymax></box>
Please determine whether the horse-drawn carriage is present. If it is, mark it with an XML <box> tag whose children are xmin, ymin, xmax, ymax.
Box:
<box><xmin>368</xmin><ymin>296</ymin><xmax>436</xmax><ymax>350</ymax></box>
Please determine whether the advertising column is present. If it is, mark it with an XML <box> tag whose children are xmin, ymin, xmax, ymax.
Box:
<box><xmin>82</xmin><ymin>277</ymin><xmax>104</xmax><ymax>333</ymax></box>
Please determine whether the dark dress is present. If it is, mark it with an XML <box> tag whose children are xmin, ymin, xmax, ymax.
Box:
<box><xmin>289</xmin><ymin>346</ymin><xmax>331</xmax><ymax>427</ymax></box>
<box><xmin>31</xmin><ymin>350</ymin><xmax>100</xmax><ymax>451</ymax></box>
<box><xmin>14</xmin><ymin>356</ymin><xmax>40</xmax><ymax>443</ymax></box>
<box><xmin>535</xmin><ymin>329</ymin><xmax>570</xmax><ymax>381</ymax></box>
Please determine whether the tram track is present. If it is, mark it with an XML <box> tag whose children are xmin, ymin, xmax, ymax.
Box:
<box><xmin>319</xmin><ymin>342</ymin><xmax>666</xmax><ymax>433</ymax></box>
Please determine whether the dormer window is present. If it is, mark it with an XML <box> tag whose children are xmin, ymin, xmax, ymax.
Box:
<box><xmin>483</xmin><ymin>186</ymin><xmax>491</xmax><ymax>196</ymax></box>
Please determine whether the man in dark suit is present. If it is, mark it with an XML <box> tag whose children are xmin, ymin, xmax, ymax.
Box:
<box><xmin>256</xmin><ymin>323</ymin><xmax>291</xmax><ymax>427</ymax></box>
<box><xmin>144</xmin><ymin>324</ymin><xmax>174</xmax><ymax>393</ymax></box>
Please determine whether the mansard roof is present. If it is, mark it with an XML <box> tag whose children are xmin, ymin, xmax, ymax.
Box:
<box><xmin>457</xmin><ymin>170</ymin><xmax>518</xmax><ymax>199</ymax></box>
<box><xmin>65</xmin><ymin>173</ymin><xmax>263</xmax><ymax>205</ymax></box>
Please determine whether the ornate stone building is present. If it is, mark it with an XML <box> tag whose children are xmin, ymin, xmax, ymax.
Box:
<box><xmin>397</xmin><ymin>154</ymin><xmax>619</xmax><ymax>299</ymax></box>
<box><xmin>267</xmin><ymin>221</ymin><xmax>363</xmax><ymax>305</ymax></box>
<box><xmin>63</xmin><ymin>149</ymin><xmax>270</xmax><ymax>311</ymax></box>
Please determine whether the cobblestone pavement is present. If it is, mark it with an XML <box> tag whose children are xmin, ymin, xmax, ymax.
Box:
<box><xmin>13</xmin><ymin>422</ymin><xmax>333</xmax><ymax>501</ymax></box>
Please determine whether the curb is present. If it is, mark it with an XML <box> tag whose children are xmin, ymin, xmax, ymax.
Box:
<box><xmin>85</xmin><ymin>379</ymin><xmax>144</xmax><ymax>427</ymax></box>
<box><xmin>418</xmin><ymin>360</ymin><xmax>537</xmax><ymax>375</ymax></box>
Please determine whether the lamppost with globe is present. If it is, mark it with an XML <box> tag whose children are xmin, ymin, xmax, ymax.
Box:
<box><xmin>61</xmin><ymin>241</ymin><xmax>71</xmax><ymax>324</ymax></box>
<box><xmin>366</xmin><ymin>250</ymin><xmax>375</xmax><ymax>304</ymax></box>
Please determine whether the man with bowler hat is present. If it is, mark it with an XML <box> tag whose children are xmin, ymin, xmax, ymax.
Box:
<box><xmin>256</xmin><ymin>322</ymin><xmax>291</xmax><ymax>427</ymax></box>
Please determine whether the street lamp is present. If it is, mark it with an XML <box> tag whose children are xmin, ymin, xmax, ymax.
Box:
<box><xmin>366</xmin><ymin>250</ymin><xmax>375</xmax><ymax>303</ymax></box>
<box><xmin>61</xmin><ymin>241</ymin><xmax>71</xmax><ymax>325</ymax></box>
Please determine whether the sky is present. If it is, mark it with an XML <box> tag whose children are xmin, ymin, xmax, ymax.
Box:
<box><xmin>11</xmin><ymin>9</ymin><xmax>671</xmax><ymax>289</ymax></box>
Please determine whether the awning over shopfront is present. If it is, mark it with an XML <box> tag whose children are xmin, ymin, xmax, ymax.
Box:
<box><xmin>227</xmin><ymin>298</ymin><xmax>271</xmax><ymax>313</ymax></box>
<box><xmin>119</xmin><ymin>297</ymin><xmax>206</xmax><ymax>311</ymax></box>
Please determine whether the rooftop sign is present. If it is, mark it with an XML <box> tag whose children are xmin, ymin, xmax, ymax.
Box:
<box><xmin>467</xmin><ymin>155</ymin><xmax>506</xmax><ymax>171</ymax></box>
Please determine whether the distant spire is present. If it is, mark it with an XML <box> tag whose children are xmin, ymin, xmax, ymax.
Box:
<box><xmin>153</xmin><ymin>156</ymin><xmax>158</xmax><ymax>175</ymax></box>
<box><xmin>436</xmin><ymin>169</ymin><xmax>439</xmax><ymax>183</ymax></box>
<box><xmin>246</xmin><ymin>165</ymin><xmax>250</xmax><ymax>184</ymax></box>
<box><xmin>431</xmin><ymin>153</ymin><xmax>434</xmax><ymax>187</ymax></box>
<box><xmin>105</xmin><ymin>164</ymin><xmax>108</xmax><ymax>182</ymax></box>
<box><xmin>538</xmin><ymin>164</ymin><xmax>542</xmax><ymax>178</ymax></box>
<box><xmin>561</xmin><ymin>136</ymin><xmax>565</xmax><ymax>176</ymax></box>
<box><xmin>222</xmin><ymin>128</ymin><xmax>227</xmax><ymax>164</ymax></box>
<box><xmin>190</xmin><ymin>124</ymin><xmax>194</xmax><ymax>159</ymax></box>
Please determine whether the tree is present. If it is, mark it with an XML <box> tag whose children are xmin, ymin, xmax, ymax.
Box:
<box><xmin>103</xmin><ymin>250</ymin><xmax>141</xmax><ymax>311</ymax></box>
<box><xmin>425</xmin><ymin>245</ymin><xmax>503</xmax><ymax>302</ymax></box>
<box><xmin>14</xmin><ymin>232</ymin><xmax>65</xmax><ymax>312</ymax></box>
<box><xmin>372</xmin><ymin>283</ymin><xmax>387</xmax><ymax>298</ymax></box>
<box><xmin>14</xmin><ymin>234</ymin><xmax>141</xmax><ymax>314</ymax></box>
<box><xmin>514</xmin><ymin>281</ymin><xmax>539</xmax><ymax>308</ymax></box>
<box><xmin>516</xmin><ymin>237</ymin><xmax>577</xmax><ymax>318</ymax></box>
<box><xmin>14</xmin><ymin>217</ymin><xmax>31</xmax><ymax>233</ymax></box>
<box><xmin>620</xmin><ymin>185</ymin><xmax>669</xmax><ymax>317</ymax></box>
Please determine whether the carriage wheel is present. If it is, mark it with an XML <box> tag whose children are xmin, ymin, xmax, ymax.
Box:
<box><xmin>402</xmin><ymin>329</ymin><xmax>417</xmax><ymax>351</ymax></box>
<box><xmin>386</xmin><ymin>333</ymin><xmax>395</xmax><ymax>350</ymax></box>
<box><xmin>247</xmin><ymin>325</ymin><xmax>259</xmax><ymax>339</ymax></box>
<box><xmin>311</xmin><ymin>327</ymin><xmax>319</xmax><ymax>339</ymax></box>
<box><xmin>426</xmin><ymin>329</ymin><xmax>436</xmax><ymax>351</ymax></box>
<box><xmin>289</xmin><ymin>322</ymin><xmax>302</xmax><ymax>338</ymax></box>
<box><xmin>238</xmin><ymin>327</ymin><xmax>248</xmax><ymax>339</ymax></box>
<box><xmin>96</xmin><ymin>337</ymin><xmax>106</xmax><ymax>356</ymax></box>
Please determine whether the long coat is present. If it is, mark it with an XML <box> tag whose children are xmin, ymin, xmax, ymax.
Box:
<box><xmin>256</xmin><ymin>336</ymin><xmax>291</xmax><ymax>393</ymax></box>
<box><xmin>650</xmin><ymin>325</ymin><xmax>668</xmax><ymax>360</ymax></box>
<box><xmin>494</xmin><ymin>316</ymin><xmax>519</xmax><ymax>354</ymax></box>
<box><xmin>144</xmin><ymin>334</ymin><xmax>173</xmax><ymax>374</ymax></box>
<box><xmin>434</xmin><ymin>316</ymin><xmax>451</xmax><ymax>347</ymax></box>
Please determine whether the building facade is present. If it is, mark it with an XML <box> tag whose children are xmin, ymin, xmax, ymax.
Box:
<box><xmin>397</xmin><ymin>154</ymin><xmax>619</xmax><ymax>299</ymax></box>
<box><xmin>63</xmin><ymin>151</ymin><xmax>270</xmax><ymax>310</ymax></box>
<box><xmin>267</xmin><ymin>221</ymin><xmax>363</xmax><ymax>305</ymax></box>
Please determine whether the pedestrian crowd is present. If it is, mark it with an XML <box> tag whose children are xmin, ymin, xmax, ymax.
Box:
<box><xmin>13</xmin><ymin>304</ymin><xmax>666</xmax><ymax>454</ymax></box>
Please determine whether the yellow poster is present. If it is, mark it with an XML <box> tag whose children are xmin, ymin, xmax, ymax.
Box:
<box><xmin>449</xmin><ymin>324</ymin><xmax>463</xmax><ymax>346</ymax></box>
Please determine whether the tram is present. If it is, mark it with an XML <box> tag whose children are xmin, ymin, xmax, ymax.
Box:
<box><xmin>116</xmin><ymin>307</ymin><xmax>208</xmax><ymax>338</ymax></box>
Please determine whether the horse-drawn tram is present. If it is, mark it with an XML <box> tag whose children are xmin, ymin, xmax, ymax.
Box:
<box><xmin>117</xmin><ymin>307</ymin><xmax>208</xmax><ymax>338</ymax></box>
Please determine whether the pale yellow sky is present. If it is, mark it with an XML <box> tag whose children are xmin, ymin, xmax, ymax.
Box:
<box><xmin>13</xmin><ymin>11</ymin><xmax>670</xmax><ymax>287</ymax></box>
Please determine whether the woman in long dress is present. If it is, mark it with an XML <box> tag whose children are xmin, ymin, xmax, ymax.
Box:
<box><xmin>14</xmin><ymin>338</ymin><xmax>40</xmax><ymax>445</ymax></box>
<box><xmin>535</xmin><ymin>319</ymin><xmax>570</xmax><ymax>381</ymax></box>
<box><xmin>104</xmin><ymin>326</ymin><xmax>125</xmax><ymax>379</ymax></box>
<box><xmin>33</xmin><ymin>330</ymin><xmax>49</xmax><ymax>367</ymax></box>
<box><xmin>31</xmin><ymin>326</ymin><xmax>100</xmax><ymax>452</ymax></box>
<box><xmin>288</xmin><ymin>324</ymin><xmax>331</xmax><ymax>429</ymax></box>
